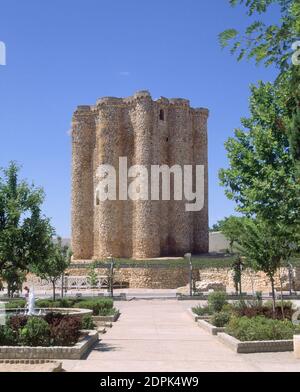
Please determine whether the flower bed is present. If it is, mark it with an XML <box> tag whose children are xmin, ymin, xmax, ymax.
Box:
<box><xmin>0</xmin><ymin>330</ymin><xmax>98</xmax><ymax>359</ymax></box>
<box><xmin>0</xmin><ymin>312</ymin><xmax>98</xmax><ymax>359</ymax></box>
<box><xmin>0</xmin><ymin>313</ymin><xmax>93</xmax><ymax>347</ymax></box>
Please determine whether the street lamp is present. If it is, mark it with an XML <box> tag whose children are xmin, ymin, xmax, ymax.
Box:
<box><xmin>184</xmin><ymin>253</ymin><xmax>192</xmax><ymax>297</ymax></box>
<box><xmin>107</xmin><ymin>256</ymin><xmax>114</xmax><ymax>298</ymax></box>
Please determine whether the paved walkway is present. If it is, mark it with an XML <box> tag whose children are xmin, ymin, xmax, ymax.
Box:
<box><xmin>63</xmin><ymin>300</ymin><xmax>300</xmax><ymax>372</ymax></box>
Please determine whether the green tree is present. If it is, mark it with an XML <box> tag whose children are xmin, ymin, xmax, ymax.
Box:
<box><xmin>31</xmin><ymin>237</ymin><xmax>71</xmax><ymax>300</ymax></box>
<box><xmin>87</xmin><ymin>262</ymin><xmax>99</xmax><ymax>288</ymax></box>
<box><xmin>219</xmin><ymin>81</ymin><xmax>300</xmax><ymax>227</ymax></box>
<box><xmin>219</xmin><ymin>0</ymin><xmax>300</xmax><ymax>71</ymax></box>
<box><xmin>0</xmin><ymin>162</ymin><xmax>54</xmax><ymax>297</ymax></box>
<box><xmin>234</xmin><ymin>218</ymin><xmax>299</xmax><ymax>312</ymax></box>
<box><xmin>219</xmin><ymin>216</ymin><xmax>246</xmax><ymax>253</ymax></box>
<box><xmin>220</xmin><ymin>0</ymin><xmax>300</xmax><ymax>172</ymax></box>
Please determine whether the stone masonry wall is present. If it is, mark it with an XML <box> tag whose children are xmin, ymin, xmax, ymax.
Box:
<box><xmin>62</xmin><ymin>266</ymin><xmax>300</xmax><ymax>291</ymax></box>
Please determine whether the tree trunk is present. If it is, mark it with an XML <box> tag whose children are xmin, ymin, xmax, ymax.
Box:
<box><xmin>52</xmin><ymin>281</ymin><xmax>56</xmax><ymax>301</ymax></box>
<box><xmin>270</xmin><ymin>275</ymin><xmax>276</xmax><ymax>317</ymax></box>
<box><xmin>278</xmin><ymin>269</ymin><xmax>285</xmax><ymax>319</ymax></box>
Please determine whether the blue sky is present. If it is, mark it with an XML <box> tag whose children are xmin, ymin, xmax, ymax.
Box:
<box><xmin>0</xmin><ymin>0</ymin><xmax>278</xmax><ymax>237</ymax></box>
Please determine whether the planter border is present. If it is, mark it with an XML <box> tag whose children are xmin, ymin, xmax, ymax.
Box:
<box><xmin>218</xmin><ymin>332</ymin><xmax>293</xmax><ymax>353</ymax></box>
<box><xmin>0</xmin><ymin>330</ymin><xmax>98</xmax><ymax>360</ymax></box>
<box><xmin>93</xmin><ymin>310</ymin><xmax>120</xmax><ymax>323</ymax></box>
<box><xmin>187</xmin><ymin>308</ymin><xmax>211</xmax><ymax>322</ymax></box>
<box><xmin>197</xmin><ymin>319</ymin><xmax>225</xmax><ymax>335</ymax></box>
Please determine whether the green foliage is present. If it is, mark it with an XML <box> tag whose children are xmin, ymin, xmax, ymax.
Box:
<box><xmin>81</xmin><ymin>314</ymin><xmax>96</xmax><ymax>330</ymax></box>
<box><xmin>220</xmin><ymin>1</ymin><xmax>300</xmax><ymax>170</ymax></box>
<box><xmin>219</xmin><ymin>81</ymin><xmax>300</xmax><ymax>227</ymax></box>
<box><xmin>86</xmin><ymin>262</ymin><xmax>99</xmax><ymax>288</ymax></box>
<box><xmin>207</xmin><ymin>291</ymin><xmax>228</xmax><ymax>313</ymax></box>
<box><xmin>35</xmin><ymin>298</ymin><xmax>76</xmax><ymax>308</ymax></box>
<box><xmin>19</xmin><ymin>317</ymin><xmax>51</xmax><ymax>347</ymax></box>
<box><xmin>211</xmin><ymin>312</ymin><xmax>231</xmax><ymax>327</ymax></box>
<box><xmin>0</xmin><ymin>162</ymin><xmax>54</xmax><ymax>297</ymax></box>
<box><xmin>0</xmin><ymin>325</ymin><xmax>15</xmax><ymax>345</ymax></box>
<box><xmin>5</xmin><ymin>299</ymin><xmax>26</xmax><ymax>309</ymax></box>
<box><xmin>192</xmin><ymin>305</ymin><xmax>212</xmax><ymax>316</ymax></box>
<box><xmin>219</xmin><ymin>217</ymin><xmax>247</xmax><ymax>253</ymax></box>
<box><xmin>226</xmin><ymin>315</ymin><xmax>300</xmax><ymax>341</ymax></box>
<box><xmin>31</xmin><ymin>237</ymin><xmax>72</xmax><ymax>300</ymax></box>
<box><xmin>233</xmin><ymin>299</ymin><xmax>294</xmax><ymax>319</ymax></box>
<box><xmin>73</xmin><ymin>298</ymin><xmax>115</xmax><ymax>316</ymax></box>
<box><xmin>219</xmin><ymin>0</ymin><xmax>300</xmax><ymax>71</ymax></box>
<box><xmin>218</xmin><ymin>80</ymin><xmax>300</xmax><ymax>311</ymax></box>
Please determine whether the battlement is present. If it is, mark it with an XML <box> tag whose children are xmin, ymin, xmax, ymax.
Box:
<box><xmin>75</xmin><ymin>91</ymin><xmax>208</xmax><ymax>112</ymax></box>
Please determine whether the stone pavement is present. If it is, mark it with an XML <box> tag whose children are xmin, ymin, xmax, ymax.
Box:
<box><xmin>62</xmin><ymin>300</ymin><xmax>300</xmax><ymax>372</ymax></box>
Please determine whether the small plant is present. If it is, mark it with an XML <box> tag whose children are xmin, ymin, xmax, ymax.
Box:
<box><xmin>211</xmin><ymin>312</ymin><xmax>231</xmax><ymax>328</ymax></box>
<box><xmin>50</xmin><ymin>316</ymin><xmax>81</xmax><ymax>346</ymax></box>
<box><xmin>74</xmin><ymin>298</ymin><xmax>115</xmax><ymax>316</ymax></box>
<box><xmin>0</xmin><ymin>325</ymin><xmax>15</xmax><ymax>346</ymax></box>
<box><xmin>19</xmin><ymin>317</ymin><xmax>51</xmax><ymax>347</ymax></box>
<box><xmin>7</xmin><ymin>315</ymin><xmax>28</xmax><ymax>331</ymax></box>
<box><xmin>192</xmin><ymin>305</ymin><xmax>212</xmax><ymax>316</ymax></box>
<box><xmin>44</xmin><ymin>312</ymin><xmax>65</xmax><ymax>327</ymax></box>
<box><xmin>35</xmin><ymin>299</ymin><xmax>60</xmax><ymax>308</ymax></box>
<box><xmin>81</xmin><ymin>314</ymin><xmax>96</xmax><ymax>330</ymax></box>
<box><xmin>208</xmin><ymin>291</ymin><xmax>228</xmax><ymax>313</ymax></box>
<box><xmin>87</xmin><ymin>264</ymin><xmax>99</xmax><ymax>288</ymax></box>
<box><xmin>5</xmin><ymin>299</ymin><xmax>26</xmax><ymax>309</ymax></box>
<box><xmin>232</xmin><ymin>300</ymin><xmax>294</xmax><ymax>320</ymax></box>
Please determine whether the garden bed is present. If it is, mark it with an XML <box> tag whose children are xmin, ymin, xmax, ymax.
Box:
<box><xmin>0</xmin><ymin>330</ymin><xmax>98</xmax><ymax>360</ymax></box>
<box><xmin>218</xmin><ymin>332</ymin><xmax>293</xmax><ymax>353</ymax></box>
<box><xmin>197</xmin><ymin>319</ymin><xmax>226</xmax><ymax>336</ymax></box>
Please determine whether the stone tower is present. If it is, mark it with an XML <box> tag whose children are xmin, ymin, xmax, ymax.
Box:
<box><xmin>71</xmin><ymin>91</ymin><xmax>209</xmax><ymax>260</ymax></box>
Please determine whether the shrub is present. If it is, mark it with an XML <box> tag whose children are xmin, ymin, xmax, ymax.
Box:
<box><xmin>74</xmin><ymin>298</ymin><xmax>115</xmax><ymax>316</ymax></box>
<box><xmin>5</xmin><ymin>299</ymin><xmax>26</xmax><ymax>309</ymax></box>
<box><xmin>211</xmin><ymin>312</ymin><xmax>231</xmax><ymax>327</ymax></box>
<box><xmin>232</xmin><ymin>300</ymin><xmax>294</xmax><ymax>320</ymax></box>
<box><xmin>58</xmin><ymin>298</ymin><xmax>76</xmax><ymax>308</ymax></box>
<box><xmin>19</xmin><ymin>317</ymin><xmax>50</xmax><ymax>347</ymax></box>
<box><xmin>192</xmin><ymin>305</ymin><xmax>212</xmax><ymax>316</ymax></box>
<box><xmin>81</xmin><ymin>314</ymin><xmax>96</xmax><ymax>330</ymax></box>
<box><xmin>208</xmin><ymin>291</ymin><xmax>228</xmax><ymax>313</ymax></box>
<box><xmin>225</xmin><ymin>316</ymin><xmax>300</xmax><ymax>341</ymax></box>
<box><xmin>0</xmin><ymin>325</ymin><xmax>16</xmax><ymax>346</ymax></box>
<box><xmin>35</xmin><ymin>299</ymin><xmax>60</xmax><ymax>308</ymax></box>
<box><xmin>8</xmin><ymin>315</ymin><xmax>28</xmax><ymax>331</ymax></box>
<box><xmin>50</xmin><ymin>316</ymin><xmax>81</xmax><ymax>346</ymax></box>
<box><xmin>43</xmin><ymin>312</ymin><xmax>65</xmax><ymax>327</ymax></box>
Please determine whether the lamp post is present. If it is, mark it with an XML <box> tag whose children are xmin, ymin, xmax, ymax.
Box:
<box><xmin>107</xmin><ymin>256</ymin><xmax>114</xmax><ymax>298</ymax></box>
<box><xmin>185</xmin><ymin>253</ymin><xmax>192</xmax><ymax>297</ymax></box>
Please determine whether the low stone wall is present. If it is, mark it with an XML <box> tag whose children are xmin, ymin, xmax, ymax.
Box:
<box><xmin>25</xmin><ymin>265</ymin><xmax>300</xmax><ymax>292</ymax></box>
<box><xmin>218</xmin><ymin>332</ymin><xmax>294</xmax><ymax>353</ymax></box>
<box><xmin>93</xmin><ymin>311</ymin><xmax>120</xmax><ymax>323</ymax></box>
<box><xmin>198</xmin><ymin>319</ymin><xmax>225</xmax><ymax>336</ymax></box>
